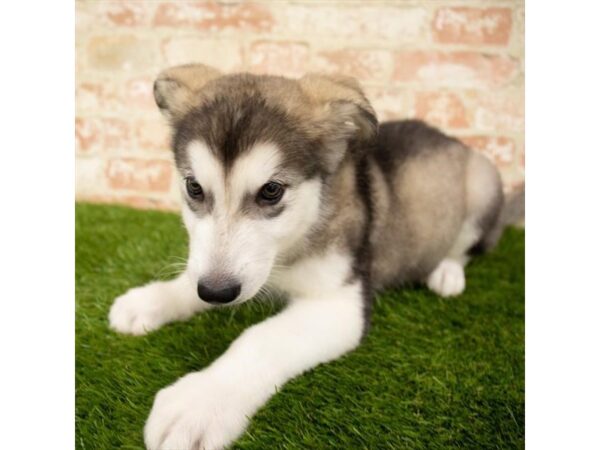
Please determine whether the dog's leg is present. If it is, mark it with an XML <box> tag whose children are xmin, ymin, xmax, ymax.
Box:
<box><xmin>426</xmin><ymin>218</ymin><xmax>478</xmax><ymax>297</ymax></box>
<box><xmin>144</xmin><ymin>269</ymin><xmax>365</xmax><ymax>450</ymax></box>
<box><xmin>427</xmin><ymin>152</ymin><xmax>503</xmax><ymax>298</ymax></box>
<box><xmin>109</xmin><ymin>273</ymin><xmax>206</xmax><ymax>335</ymax></box>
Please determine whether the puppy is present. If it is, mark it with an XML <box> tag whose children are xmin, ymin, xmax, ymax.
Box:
<box><xmin>109</xmin><ymin>64</ymin><xmax>522</xmax><ymax>450</ymax></box>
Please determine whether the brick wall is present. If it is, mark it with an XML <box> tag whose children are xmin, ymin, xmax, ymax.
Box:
<box><xmin>76</xmin><ymin>0</ymin><xmax>524</xmax><ymax>211</ymax></box>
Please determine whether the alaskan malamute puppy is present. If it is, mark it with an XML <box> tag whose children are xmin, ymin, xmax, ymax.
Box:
<box><xmin>109</xmin><ymin>64</ymin><xmax>523</xmax><ymax>450</ymax></box>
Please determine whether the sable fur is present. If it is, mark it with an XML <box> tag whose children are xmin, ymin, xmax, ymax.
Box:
<box><xmin>110</xmin><ymin>63</ymin><xmax>522</xmax><ymax>450</ymax></box>
<box><xmin>154</xmin><ymin>63</ymin><xmax>510</xmax><ymax>297</ymax></box>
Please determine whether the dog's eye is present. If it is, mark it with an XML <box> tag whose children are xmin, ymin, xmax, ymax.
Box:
<box><xmin>185</xmin><ymin>177</ymin><xmax>204</xmax><ymax>200</ymax></box>
<box><xmin>257</xmin><ymin>182</ymin><xmax>285</xmax><ymax>205</ymax></box>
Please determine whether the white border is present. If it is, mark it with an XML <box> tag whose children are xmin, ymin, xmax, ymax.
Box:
<box><xmin>0</xmin><ymin>1</ymin><xmax>74</xmax><ymax>448</ymax></box>
<box><xmin>527</xmin><ymin>1</ymin><xmax>600</xmax><ymax>448</ymax></box>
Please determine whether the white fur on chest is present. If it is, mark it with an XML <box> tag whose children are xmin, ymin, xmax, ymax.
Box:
<box><xmin>269</xmin><ymin>249</ymin><xmax>355</xmax><ymax>298</ymax></box>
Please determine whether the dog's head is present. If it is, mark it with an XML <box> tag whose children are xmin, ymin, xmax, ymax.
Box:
<box><xmin>154</xmin><ymin>63</ymin><xmax>377</xmax><ymax>305</ymax></box>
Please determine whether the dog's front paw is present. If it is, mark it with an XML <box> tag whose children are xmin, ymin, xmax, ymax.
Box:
<box><xmin>427</xmin><ymin>258</ymin><xmax>466</xmax><ymax>297</ymax></box>
<box><xmin>109</xmin><ymin>281</ymin><xmax>191</xmax><ymax>335</ymax></box>
<box><xmin>144</xmin><ymin>371</ymin><xmax>256</xmax><ymax>450</ymax></box>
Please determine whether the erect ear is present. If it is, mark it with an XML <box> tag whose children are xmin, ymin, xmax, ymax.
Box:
<box><xmin>153</xmin><ymin>64</ymin><xmax>222</xmax><ymax>120</ymax></box>
<box><xmin>298</xmin><ymin>74</ymin><xmax>378</xmax><ymax>170</ymax></box>
<box><xmin>299</xmin><ymin>73</ymin><xmax>377</xmax><ymax>145</ymax></box>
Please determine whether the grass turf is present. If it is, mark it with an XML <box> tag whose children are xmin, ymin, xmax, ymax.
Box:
<box><xmin>76</xmin><ymin>203</ymin><xmax>524</xmax><ymax>449</ymax></box>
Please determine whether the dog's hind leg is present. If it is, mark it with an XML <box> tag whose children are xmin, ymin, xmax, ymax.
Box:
<box><xmin>427</xmin><ymin>151</ymin><xmax>503</xmax><ymax>297</ymax></box>
<box><xmin>109</xmin><ymin>273</ymin><xmax>208</xmax><ymax>335</ymax></box>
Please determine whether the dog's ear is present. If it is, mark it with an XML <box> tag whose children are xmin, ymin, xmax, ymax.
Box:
<box><xmin>154</xmin><ymin>64</ymin><xmax>222</xmax><ymax>120</ymax></box>
<box><xmin>299</xmin><ymin>74</ymin><xmax>377</xmax><ymax>170</ymax></box>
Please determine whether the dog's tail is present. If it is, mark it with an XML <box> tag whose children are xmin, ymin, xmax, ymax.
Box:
<box><xmin>470</xmin><ymin>184</ymin><xmax>524</xmax><ymax>256</ymax></box>
<box><xmin>500</xmin><ymin>185</ymin><xmax>525</xmax><ymax>227</ymax></box>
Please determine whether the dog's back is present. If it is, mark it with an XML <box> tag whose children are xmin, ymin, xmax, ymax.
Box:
<box><xmin>368</xmin><ymin>120</ymin><xmax>504</xmax><ymax>289</ymax></box>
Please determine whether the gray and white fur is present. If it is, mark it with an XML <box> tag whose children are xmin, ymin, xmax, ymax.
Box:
<box><xmin>108</xmin><ymin>64</ymin><xmax>524</xmax><ymax>450</ymax></box>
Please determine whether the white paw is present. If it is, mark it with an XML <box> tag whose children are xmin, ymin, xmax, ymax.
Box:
<box><xmin>109</xmin><ymin>282</ymin><xmax>184</xmax><ymax>335</ymax></box>
<box><xmin>427</xmin><ymin>259</ymin><xmax>466</xmax><ymax>297</ymax></box>
<box><xmin>144</xmin><ymin>371</ymin><xmax>256</xmax><ymax>450</ymax></box>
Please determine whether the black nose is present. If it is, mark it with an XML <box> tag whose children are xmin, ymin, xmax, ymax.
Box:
<box><xmin>197</xmin><ymin>280</ymin><xmax>241</xmax><ymax>305</ymax></box>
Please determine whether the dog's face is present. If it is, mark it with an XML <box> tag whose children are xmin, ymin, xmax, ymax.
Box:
<box><xmin>154</xmin><ymin>64</ymin><xmax>376</xmax><ymax>305</ymax></box>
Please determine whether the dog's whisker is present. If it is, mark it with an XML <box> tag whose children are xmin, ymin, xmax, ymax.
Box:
<box><xmin>154</xmin><ymin>260</ymin><xmax>188</xmax><ymax>280</ymax></box>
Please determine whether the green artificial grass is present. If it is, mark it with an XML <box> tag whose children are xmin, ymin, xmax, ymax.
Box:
<box><xmin>76</xmin><ymin>203</ymin><xmax>524</xmax><ymax>449</ymax></box>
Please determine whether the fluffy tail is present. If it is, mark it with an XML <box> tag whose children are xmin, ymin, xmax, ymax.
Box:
<box><xmin>499</xmin><ymin>185</ymin><xmax>525</xmax><ymax>227</ymax></box>
<box><xmin>469</xmin><ymin>184</ymin><xmax>524</xmax><ymax>255</ymax></box>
